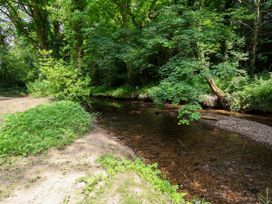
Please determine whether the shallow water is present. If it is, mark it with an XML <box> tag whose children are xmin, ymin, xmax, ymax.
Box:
<box><xmin>91</xmin><ymin>99</ymin><xmax>272</xmax><ymax>204</ymax></box>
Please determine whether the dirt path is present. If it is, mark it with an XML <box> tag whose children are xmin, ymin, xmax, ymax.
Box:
<box><xmin>0</xmin><ymin>97</ymin><xmax>49</xmax><ymax>115</ymax></box>
<box><xmin>0</xmin><ymin>97</ymin><xmax>135</xmax><ymax>204</ymax></box>
<box><xmin>0</xmin><ymin>127</ymin><xmax>134</xmax><ymax>204</ymax></box>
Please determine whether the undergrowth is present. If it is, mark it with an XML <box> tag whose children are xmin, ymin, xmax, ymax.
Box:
<box><xmin>0</xmin><ymin>101</ymin><xmax>93</xmax><ymax>157</ymax></box>
<box><xmin>90</xmin><ymin>85</ymin><xmax>153</xmax><ymax>100</ymax></box>
<box><xmin>80</xmin><ymin>155</ymin><xmax>209</xmax><ymax>204</ymax></box>
<box><xmin>0</xmin><ymin>86</ymin><xmax>26</xmax><ymax>97</ymax></box>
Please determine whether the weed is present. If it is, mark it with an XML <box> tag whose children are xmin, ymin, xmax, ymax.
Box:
<box><xmin>0</xmin><ymin>101</ymin><xmax>94</xmax><ymax>157</ymax></box>
<box><xmin>80</xmin><ymin>155</ymin><xmax>209</xmax><ymax>204</ymax></box>
<box><xmin>258</xmin><ymin>188</ymin><xmax>271</xmax><ymax>204</ymax></box>
<box><xmin>0</xmin><ymin>185</ymin><xmax>14</xmax><ymax>201</ymax></box>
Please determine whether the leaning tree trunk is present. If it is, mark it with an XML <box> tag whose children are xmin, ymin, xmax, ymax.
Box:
<box><xmin>206</xmin><ymin>77</ymin><xmax>229</xmax><ymax>108</ymax></box>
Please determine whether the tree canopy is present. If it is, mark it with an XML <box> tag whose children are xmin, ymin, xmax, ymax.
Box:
<box><xmin>1</xmin><ymin>0</ymin><xmax>272</xmax><ymax>113</ymax></box>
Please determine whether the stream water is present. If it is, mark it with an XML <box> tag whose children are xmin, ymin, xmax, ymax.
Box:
<box><xmin>91</xmin><ymin>99</ymin><xmax>272</xmax><ymax>204</ymax></box>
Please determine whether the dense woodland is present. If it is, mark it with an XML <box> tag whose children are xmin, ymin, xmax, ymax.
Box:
<box><xmin>0</xmin><ymin>0</ymin><xmax>272</xmax><ymax>114</ymax></box>
<box><xmin>1</xmin><ymin>1</ymin><xmax>272</xmax><ymax>203</ymax></box>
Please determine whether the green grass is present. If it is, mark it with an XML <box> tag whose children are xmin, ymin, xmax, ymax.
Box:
<box><xmin>0</xmin><ymin>101</ymin><xmax>94</xmax><ymax>157</ymax></box>
<box><xmin>80</xmin><ymin>155</ymin><xmax>209</xmax><ymax>204</ymax></box>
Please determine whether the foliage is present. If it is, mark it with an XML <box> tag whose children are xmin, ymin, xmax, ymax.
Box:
<box><xmin>0</xmin><ymin>37</ymin><xmax>38</xmax><ymax>87</ymax></box>
<box><xmin>146</xmin><ymin>5</ymin><xmax>247</xmax><ymax>106</ymax></box>
<box><xmin>27</xmin><ymin>51</ymin><xmax>90</xmax><ymax>102</ymax></box>
<box><xmin>1</xmin><ymin>0</ymin><xmax>272</xmax><ymax>114</ymax></box>
<box><xmin>80</xmin><ymin>155</ymin><xmax>209</xmax><ymax>204</ymax></box>
<box><xmin>91</xmin><ymin>85</ymin><xmax>153</xmax><ymax>100</ymax></box>
<box><xmin>149</xmin><ymin>81</ymin><xmax>201</xmax><ymax>105</ymax></box>
<box><xmin>228</xmin><ymin>74</ymin><xmax>272</xmax><ymax>112</ymax></box>
<box><xmin>178</xmin><ymin>104</ymin><xmax>202</xmax><ymax>125</ymax></box>
<box><xmin>0</xmin><ymin>101</ymin><xmax>93</xmax><ymax>157</ymax></box>
<box><xmin>0</xmin><ymin>86</ymin><xmax>26</xmax><ymax>97</ymax></box>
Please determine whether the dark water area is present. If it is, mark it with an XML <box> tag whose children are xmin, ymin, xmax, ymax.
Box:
<box><xmin>90</xmin><ymin>99</ymin><xmax>272</xmax><ymax>204</ymax></box>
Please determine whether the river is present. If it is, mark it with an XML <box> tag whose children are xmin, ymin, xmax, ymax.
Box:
<box><xmin>91</xmin><ymin>98</ymin><xmax>272</xmax><ymax>204</ymax></box>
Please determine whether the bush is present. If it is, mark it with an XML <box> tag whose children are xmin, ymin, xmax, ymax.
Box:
<box><xmin>0</xmin><ymin>101</ymin><xmax>93</xmax><ymax>157</ymax></box>
<box><xmin>178</xmin><ymin>104</ymin><xmax>202</xmax><ymax>125</ymax></box>
<box><xmin>28</xmin><ymin>51</ymin><xmax>90</xmax><ymax>102</ymax></box>
<box><xmin>229</xmin><ymin>75</ymin><xmax>272</xmax><ymax>112</ymax></box>
<box><xmin>91</xmin><ymin>85</ymin><xmax>153</xmax><ymax>99</ymax></box>
<box><xmin>0</xmin><ymin>39</ymin><xmax>39</xmax><ymax>87</ymax></box>
<box><xmin>149</xmin><ymin>81</ymin><xmax>201</xmax><ymax>104</ymax></box>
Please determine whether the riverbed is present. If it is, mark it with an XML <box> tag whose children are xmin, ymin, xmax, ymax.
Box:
<box><xmin>91</xmin><ymin>99</ymin><xmax>272</xmax><ymax>204</ymax></box>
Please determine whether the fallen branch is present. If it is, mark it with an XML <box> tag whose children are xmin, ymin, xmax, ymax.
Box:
<box><xmin>201</xmin><ymin>116</ymin><xmax>218</xmax><ymax>121</ymax></box>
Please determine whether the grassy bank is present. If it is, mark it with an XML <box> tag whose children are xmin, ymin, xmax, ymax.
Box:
<box><xmin>91</xmin><ymin>84</ymin><xmax>272</xmax><ymax>114</ymax></box>
<box><xmin>0</xmin><ymin>101</ymin><xmax>94</xmax><ymax>157</ymax></box>
<box><xmin>80</xmin><ymin>155</ymin><xmax>209</xmax><ymax>204</ymax></box>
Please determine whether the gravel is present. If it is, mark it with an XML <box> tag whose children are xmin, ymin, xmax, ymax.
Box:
<box><xmin>201</xmin><ymin>113</ymin><xmax>272</xmax><ymax>147</ymax></box>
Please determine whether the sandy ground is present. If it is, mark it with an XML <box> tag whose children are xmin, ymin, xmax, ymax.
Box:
<box><xmin>0</xmin><ymin>128</ymin><xmax>134</xmax><ymax>204</ymax></box>
<box><xmin>0</xmin><ymin>97</ymin><xmax>49</xmax><ymax>115</ymax></box>
<box><xmin>0</xmin><ymin>97</ymin><xmax>135</xmax><ymax>204</ymax></box>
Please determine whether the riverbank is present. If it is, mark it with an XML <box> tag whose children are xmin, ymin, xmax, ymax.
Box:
<box><xmin>0</xmin><ymin>126</ymin><xmax>135</xmax><ymax>203</ymax></box>
<box><xmin>91</xmin><ymin>85</ymin><xmax>152</xmax><ymax>101</ymax></box>
<box><xmin>91</xmin><ymin>99</ymin><xmax>272</xmax><ymax>204</ymax></box>
<box><xmin>0</xmin><ymin>97</ymin><xmax>200</xmax><ymax>204</ymax></box>
<box><xmin>200</xmin><ymin>112</ymin><xmax>272</xmax><ymax>147</ymax></box>
<box><xmin>91</xmin><ymin>85</ymin><xmax>272</xmax><ymax>113</ymax></box>
<box><xmin>92</xmin><ymin>94</ymin><xmax>272</xmax><ymax>147</ymax></box>
<box><xmin>164</xmin><ymin>105</ymin><xmax>272</xmax><ymax>148</ymax></box>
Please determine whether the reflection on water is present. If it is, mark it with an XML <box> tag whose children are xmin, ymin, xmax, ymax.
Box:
<box><xmin>90</xmin><ymin>99</ymin><xmax>272</xmax><ymax>204</ymax></box>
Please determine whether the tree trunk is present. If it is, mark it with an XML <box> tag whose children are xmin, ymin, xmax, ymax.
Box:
<box><xmin>33</xmin><ymin>3</ymin><xmax>48</xmax><ymax>50</ymax></box>
<box><xmin>76</xmin><ymin>41</ymin><xmax>83</xmax><ymax>69</ymax></box>
<box><xmin>251</xmin><ymin>0</ymin><xmax>261</xmax><ymax>73</ymax></box>
<box><xmin>206</xmin><ymin>77</ymin><xmax>228</xmax><ymax>107</ymax></box>
<box><xmin>53</xmin><ymin>20</ymin><xmax>61</xmax><ymax>58</ymax></box>
<box><xmin>71</xmin><ymin>0</ymin><xmax>85</xmax><ymax>69</ymax></box>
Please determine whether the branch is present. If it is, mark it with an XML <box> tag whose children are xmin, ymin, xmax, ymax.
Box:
<box><xmin>237</xmin><ymin>20</ymin><xmax>254</xmax><ymax>31</ymax></box>
<box><xmin>0</xmin><ymin>2</ymin><xmax>40</xmax><ymax>49</ymax></box>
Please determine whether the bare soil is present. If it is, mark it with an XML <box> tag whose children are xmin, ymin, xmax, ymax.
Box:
<box><xmin>0</xmin><ymin>127</ymin><xmax>135</xmax><ymax>204</ymax></box>
<box><xmin>0</xmin><ymin>97</ymin><xmax>49</xmax><ymax>115</ymax></box>
<box><xmin>0</xmin><ymin>97</ymin><xmax>135</xmax><ymax>204</ymax></box>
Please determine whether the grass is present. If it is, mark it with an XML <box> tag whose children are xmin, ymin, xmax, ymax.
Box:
<box><xmin>0</xmin><ymin>184</ymin><xmax>14</xmax><ymax>201</ymax></box>
<box><xmin>0</xmin><ymin>101</ymin><xmax>94</xmax><ymax>157</ymax></box>
<box><xmin>258</xmin><ymin>188</ymin><xmax>271</xmax><ymax>204</ymax></box>
<box><xmin>79</xmin><ymin>155</ymin><xmax>209</xmax><ymax>204</ymax></box>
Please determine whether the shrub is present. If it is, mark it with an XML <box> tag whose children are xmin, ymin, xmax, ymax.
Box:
<box><xmin>28</xmin><ymin>50</ymin><xmax>90</xmax><ymax>102</ymax></box>
<box><xmin>229</xmin><ymin>75</ymin><xmax>272</xmax><ymax>112</ymax></box>
<box><xmin>91</xmin><ymin>85</ymin><xmax>154</xmax><ymax>99</ymax></box>
<box><xmin>178</xmin><ymin>104</ymin><xmax>202</xmax><ymax>125</ymax></box>
<box><xmin>149</xmin><ymin>81</ymin><xmax>201</xmax><ymax>105</ymax></box>
<box><xmin>0</xmin><ymin>39</ymin><xmax>39</xmax><ymax>87</ymax></box>
<box><xmin>0</xmin><ymin>101</ymin><xmax>93</xmax><ymax>157</ymax></box>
